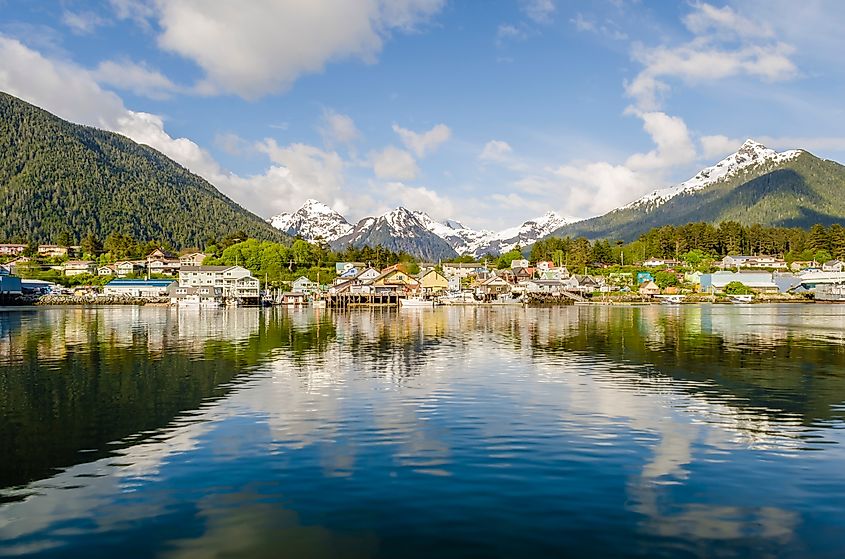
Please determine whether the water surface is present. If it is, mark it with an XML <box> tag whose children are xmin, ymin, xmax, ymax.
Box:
<box><xmin>1</xmin><ymin>305</ymin><xmax>844</xmax><ymax>558</ymax></box>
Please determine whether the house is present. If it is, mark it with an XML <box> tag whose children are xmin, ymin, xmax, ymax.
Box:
<box><xmin>535</xmin><ymin>261</ymin><xmax>554</xmax><ymax>271</ymax></box>
<box><xmin>147</xmin><ymin>248</ymin><xmax>177</xmax><ymax>262</ymax></box>
<box><xmin>477</xmin><ymin>275</ymin><xmax>511</xmax><ymax>297</ymax></box>
<box><xmin>419</xmin><ymin>269</ymin><xmax>449</xmax><ymax>295</ymax></box>
<box><xmin>0</xmin><ymin>244</ymin><xmax>26</xmax><ymax>256</ymax></box>
<box><xmin>607</xmin><ymin>272</ymin><xmax>634</xmax><ymax>286</ymax></box>
<box><xmin>565</xmin><ymin>274</ymin><xmax>599</xmax><ymax>293</ymax></box>
<box><xmin>442</xmin><ymin>262</ymin><xmax>485</xmax><ymax>278</ymax></box>
<box><xmin>292</xmin><ymin>276</ymin><xmax>319</xmax><ymax>294</ymax></box>
<box><xmin>789</xmin><ymin>261</ymin><xmax>816</xmax><ymax>272</ymax></box>
<box><xmin>335</xmin><ymin>262</ymin><xmax>366</xmax><ymax>274</ymax></box>
<box><xmin>721</xmin><ymin>255</ymin><xmax>787</xmax><ymax>270</ymax></box>
<box><xmin>636</xmin><ymin>271</ymin><xmax>654</xmax><ymax>285</ymax></box>
<box><xmin>793</xmin><ymin>270</ymin><xmax>845</xmax><ymax>291</ymax></box>
<box><xmin>37</xmin><ymin>245</ymin><xmax>68</xmax><ymax>258</ymax></box>
<box><xmin>370</xmin><ymin>265</ymin><xmax>419</xmax><ymax>293</ymax></box>
<box><xmin>642</xmin><ymin>258</ymin><xmax>681</xmax><ymax>267</ymax></box>
<box><xmin>684</xmin><ymin>270</ymin><xmax>703</xmax><ymax>285</ymax></box>
<box><xmin>179</xmin><ymin>252</ymin><xmax>207</xmax><ymax>267</ymax></box>
<box><xmin>510</xmin><ymin>259</ymin><xmax>530</xmax><ymax>269</ymax></box>
<box><xmin>524</xmin><ymin>279</ymin><xmax>566</xmax><ymax>295</ymax></box>
<box><xmin>448</xmin><ymin>276</ymin><xmax>461</xmax><ymax>292</ymax></box>
<box><xmin>280</xmin><ymin>292</ymin><xmax>308</xmax><ymax>305</ymax></box>
<box><xmin>179</xmin><ymin>265</ymin><xmax>260</xmax><ymax>299</ymax></box>
<box><xmin>97</xmin><ymin>265</ymin><xmax>116</xmax><ymax>276</ymax></box>
<box><xmin>62</xmin><ymin>260</ymin><xmax>96</xmax><ymax>276</ymax></box>
<box><xmin>147</xmin><ymin>257</ymin><xmax>181</xmax><ymax>275</ymax></box>
<box><xmin>103</xmin><ymin>279</ymin><xmax>175</xmax><ymax>298</ymax></box>
<box><xmin>822</xmin><ymin>260</ymin><xmax>844</xmax><ymax>273</ymax></box>
<box><xmin>115</xmin><ymin>260</ymin><xmax>145</xmax><ymax>277</ymax></box>
<box><xmin>638</xmin><ymin>280</ymin><xmax>661</xmax><ymax>296</ymax></box>
<box><xmin>700</xmin><ymin>271</ymin><xmax>780</xmax><ymax>293</ymax></box>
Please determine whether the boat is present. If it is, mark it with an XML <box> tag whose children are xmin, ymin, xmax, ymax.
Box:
<box><xmin>399</xmin><ymin>296</ymin><xmax>435</xmax><ymax>308</ymax></box>
<box><xmin>729</xmin><ymin>294</ymin><xmax>753</xmax><ymax>304</ymax></box>
<box><xmin>656</xmin><ymin>294</ymin><xmax>685</xmax><ymax>305</ymax></box>
<box><xmin>438</xmin><ymin>292</ymin><xmax>476</xmax><ymax>305</ymax></box>
<box><xmin>177</xmin><ymin>295</ymin><xmax>222</xmax><ymax>308</ymax></box>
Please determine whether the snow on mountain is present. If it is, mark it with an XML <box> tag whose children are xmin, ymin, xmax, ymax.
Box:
<box><xmin>625</xmin><ymin>139</ymin><xmax>802</xmax><ymax>211</ymax></box>
<box><xmin>272</xmin><ymin>200</ymin><xmax>577</xmax><ymax>258</ymax></box>
<box><xmin>268</xmin><ymin>199</ymin><xmax>352</xmax><ymax>242</ymax></box>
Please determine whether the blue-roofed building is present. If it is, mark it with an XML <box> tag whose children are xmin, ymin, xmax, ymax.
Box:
<box><xmin>103</xmin><ymin>279</ymin><xmax>174</xmax><ymax>298</ymax></box>
<box><xmin>0</xmin><ymin>274</ymin><xmax>23</xmax><ymax>295</ymax></box>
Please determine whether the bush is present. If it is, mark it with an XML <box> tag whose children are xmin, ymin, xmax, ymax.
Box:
<box><xmin>724</xmin><ymin>281</ymin><xmax>752</xmax><ymax>295</ymax></box>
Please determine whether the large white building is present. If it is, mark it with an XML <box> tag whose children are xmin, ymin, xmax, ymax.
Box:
<box><xmin>179</xmin><ymin>265</ymin><xmax>260</xmax><ymax>299</ymax></box>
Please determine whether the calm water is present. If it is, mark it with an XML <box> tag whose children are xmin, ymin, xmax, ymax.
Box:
<box><xmin>1</xmin><ymin>304</ymin><xmax>845</xmax><ymax>558</ymax></box>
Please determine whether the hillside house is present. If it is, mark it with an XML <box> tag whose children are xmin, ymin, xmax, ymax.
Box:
<box><xmin>822</xmin><ymin>260</ymin><xmax>844</xmax><ymax>273</ymax></box>
<box><xmin>38</xmin><ymin>245</ymin><xmax>68</xmax><ymax>258</ymax></box>
<box><xmin>442</xmin><ymin>262</ymin><xmax>485</xmax><ymax>278</ymax></box>
<box><xmin>115</xmin><ymin>260</ymin><xmax>145</xmax><ymax>276</ymax></box>
<box><xmin>179</xmin><ymin>252</ymin><xmax>207</xmax><ymax>267</ymax></box>
<box><xmin>0</xmin><ymin>244</ymin><xmax>26</xmax><ymax>256</ymax></box>
<box><xmin>97</xmin><ymin>265</ymin><xmax>116</xmax><ymax>276</ymax></box>
<box><xmin>62</xmin><ymin>260</ymin><xmax>96</xmax><ymax>276</ymax></box>
<box><xmin>510</xmin><ymin>259</ymin><xmax>530</xmax><ymax>269</ymax></box>
<box><xmin>335</xmin><ymin>262</ymin><xmax>366</xmax><ymax>274</ymax></box>
<box><xmin>292</xmin><ymin>276</ymin><xmax>319</xmax><ymax>294</ymax></box>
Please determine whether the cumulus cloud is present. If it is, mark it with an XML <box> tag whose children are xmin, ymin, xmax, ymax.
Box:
<box><xmin>371</xmin><ymin>146</ymin><xmax>420</xmax><ymax>180</ymax></box>
<box><xmin>61</xmin><ymin>10</ymin><xmax>108</xmax><ymax>35</ymax></box>
<box><xmin>153</xmin><ymin>0</ymin><xmax>445</xmax><ymax>98</ymax></box>
<box><xmin>479</xmin><ymin>140</ymin><xmax>513</xmax><ymax>162</ymax></box>
<box><xmin>382</xmin><ymin>182</ymin><xmax>457</xmax><ymax>220</ymax></box>
<box><xmin>700</xmin><ymin>134</ymin><xmax>745</xmax><ymax>159</ymax></box>
<box><xmin>683</xmin><ymin>3</ymin><xmax>773</xmax><ymax>39</ymax></box>
<box><xmin>392</xmin><ymin>123</ymin><xmax>451</xmax><ymax>157</ymax></box>
<box><xmin>0</xmin><ymin>34</ymin><xmax>347</xmax><ymax>218</ymax></box>
<box><xmin>93</xmin><ymin>59</ymin><xmax>181</xmax><ymax>100</ymax></box>
<box><xmin>520</xmin><ymin>0</ymin><xmax>555</xmax><ymax>24</ymax></box>
<box><xmin>623</xmin><ymin>111</ymin><xmax>697</xmax><ymax>171</ymax></box>
<box><xmin>319</xmin><ymin>108</ymin><xmax>360</xmax><ymax>147</ymax></box>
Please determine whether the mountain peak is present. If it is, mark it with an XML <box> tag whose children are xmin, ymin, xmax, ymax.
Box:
<box><xmin>269</xmin><ymin>199</ymin><xmax>351</xmax><ymax>241</ymax></box>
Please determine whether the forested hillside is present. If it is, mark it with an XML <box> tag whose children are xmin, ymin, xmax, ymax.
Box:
<box><xmin>0</xmin><ymin>92</ymin><xmax>287</xmax><ymax>248</ymax></box>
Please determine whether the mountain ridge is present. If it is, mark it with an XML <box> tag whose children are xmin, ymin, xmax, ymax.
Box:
<box><xmin>0</xmin><ymin>91</ymin><xmax>287</xmax><ymax>248</ymax></box>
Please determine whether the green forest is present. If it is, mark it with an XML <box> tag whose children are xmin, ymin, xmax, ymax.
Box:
<box><xmin>0</xmin><ymin>92</ymin><xmax>286</xmax><ymax>248</ymax></box>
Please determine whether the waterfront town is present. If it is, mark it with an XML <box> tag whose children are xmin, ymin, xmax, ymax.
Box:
<box><xmin>2</xmin><ymin>241</ymin><xmax>845</xmax><ymax>306</ymax></box>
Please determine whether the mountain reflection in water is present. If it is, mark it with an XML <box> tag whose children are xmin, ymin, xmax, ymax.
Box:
<box><xmin>1</xmin><ymin>305</ymin><xmax>844</xmax><ymax>558</ymax></box>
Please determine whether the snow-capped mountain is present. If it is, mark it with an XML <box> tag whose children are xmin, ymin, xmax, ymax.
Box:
<box><xmin>625</xmin><ymin>139</ymin><xmax>802</xmax><ymax>212</ymax></box>
<box><xmin>334</xmin><ymin>207</ymin><xmax>459</xmax><ymax>261</ymax></box>
<box><xmin>268</xmin><ymin>199</ymin><xmax>352</xmax><ymax>242</ymax></box>
<box><xmin>548</xmin><ymin>139</ymin><xmax>821</xmax><ymax>242</ymax></box>
<box><xmin>271</xmin><ymin>199</ymin><xmax>577</xmax><ymax>259</ymax></box>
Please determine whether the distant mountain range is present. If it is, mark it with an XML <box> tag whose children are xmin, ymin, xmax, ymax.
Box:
<box><xmin>269</xmin><ymin>200</ymin><xmax>573</xmax><ymax>260</ymax></box>
<box><xmin>550</xmin><ymin>140</ymin><xmax>845</xmax><ymax>241</ymax></box>
<box><xmin>0</xmin><ymin>92</ymin><xmax>286</xmax><ymax>248</ymax></box>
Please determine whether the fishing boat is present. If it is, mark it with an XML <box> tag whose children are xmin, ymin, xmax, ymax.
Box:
<box><xmin>729</xmin><ymin>294</ymin><xmax>753</xmax><ymax>304</ymax></box>
<box><xmin>656</xmin><ymin>294</ymin><xmax>685</xmax><ymax>305</ymax></box>
<box><xmin>399</xmin><ymin>296</ymin><xmax>435</xmax><ymax>308</ymax></box>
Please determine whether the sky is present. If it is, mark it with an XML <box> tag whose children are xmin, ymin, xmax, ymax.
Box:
<box><xmin>2</xmin><ymin>0</ymin><xmax>845</xmax><ymax>231</ymax></box>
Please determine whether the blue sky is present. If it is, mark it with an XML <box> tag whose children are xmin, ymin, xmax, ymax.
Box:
<box><xmin>2</xmin><ymin>0</ymin><xmax>844</xmax><ymax>230</ymax></box>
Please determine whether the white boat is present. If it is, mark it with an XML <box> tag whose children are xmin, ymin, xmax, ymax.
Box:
<box><xmin>656</xmin><ymin>294</ymin><xmax>685</xmax><ymax>305</ymax></box>
<box><xmin>399</xmin><ymin>296</ymin><xmax>435</xmax><ymax>308</ymax></box>
<box><xmin>438</xmin><ymin>292</ymin><xmax>476</xmax><ymax>305</ymax></box>
<box><xmin>729</xmin><ymin>294</ymin><xmax>753</xmax><ymax>304</ymax></box>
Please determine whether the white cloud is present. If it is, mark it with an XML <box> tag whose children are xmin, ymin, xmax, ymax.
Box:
<box><xmin>214</xmin><ymin>132</ymin><xmax>250</xmax><ymax>156</ymax></box>
<box><xmin>550</xmin><ymin>161</ymin><xmax>651</xmax><ymax>216</ymax></box>
<box><xmin>479</xmin><ymin>140</ymin><xmax>513</xmax><ymax>162</ymax></box>
<box><xmin>382</xmin><ymin>182</ymin><xmax>456</xmax><ymax>220</ymax></box>
<box><xmin>371</xmin><ymin>146</ymin><xmax>419</xmax><ymax>180</ymax></box>
<box><xmin>683</xmin><ymin>3</ymin><xmax>772</xmax><ymax>39</ymax></box>
<box><xmin>700</xmin><ymin>134</ymin><xmax>744</xmax><ymax>159</ymax></box>
<box><xmin>0</xmin><ymin>34</ymin><xmax>347</xmax><ymax>218</ymax></box>
<box><xmin>319</xmin><ymin>108</ymin><xmax>360</xmax><ymax>147</ymax></box>
<box><xmin>93</xmin><ymin>59</ymin><xmax>181</xmax><ymax>100</ymax></box>
<box><xmin>627</xmin><ymin>40</ymin><xmax>797</xmax><ymax>111</ymax></box>
<box><xmin>497</xmin><ymin>23</ymin><xmax>528</xmax><ymax>43</ymax></box>
<box><xmin>153</xmin><ymin>0</ymin><xmax>445</xmax><ymax>98</ymax></box>
<box><xmin>392</xmin><ymin>123</ymin><xmax>451</xmax><ymax>157</ymax></box>
<box><xmin>520</xmin><ymin>0</ymin><xmax>555</xmax><ymax>24</ymax></box>
<box><xmin>61</xmin><ymin>11</ymin><xmax>107</xmax><ymax>35</ymax></box>
<box><xmin>624</xmin><ymin>111</ymin><xmax>697</xmax><ymax>171</ymax></box>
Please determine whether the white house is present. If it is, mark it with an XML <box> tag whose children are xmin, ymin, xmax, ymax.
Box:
<box><xmin>179</xmin><ymin>265</ymin><xmax>260</xmax><ymax>299</ymax></box>
<box><xmin>822</xmin><ymin>260</ymin><xmax>844</xmax><ymax>273</ymax></box>
<box><xmin>442</xmin><ymin>262</ymin><xmax>485</xmax><ymax>278</ymax></box>
<box><xmin>510</xmin><ymin>259</ymin><xmax>530</xmax><ymax>269</ymax></box>
<box><xmin>292</xmin><ymin>276</ymin><xmax>319</xmax><ymax>294</ymax></box>
<box><xmin>179</xmin><ymin>252</ymin><xmax>207</xmax><ymax>267</ymax></box>
<box><xmin>103</xmin><ymin>279</ymin><xmax>174</xmax><ymax>297</ymax></box>
<box><xmin>62</xmin><ymin>260</ymin><xmax>96</xmax><ymax>276</ymax></box>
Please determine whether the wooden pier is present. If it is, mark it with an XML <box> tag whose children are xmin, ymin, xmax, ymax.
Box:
<box><xmin>325</xmin><ymin>293</ymin><xmax>402</xmax><ymax>308</ymax></box>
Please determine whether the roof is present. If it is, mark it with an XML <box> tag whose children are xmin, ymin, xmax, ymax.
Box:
<box><xmin>106</xmin><ymin>279</ymin><xmax>174</xmax><ymax>287</ymax></box>
<box><xmin>180</xmin><ymin>265</ymin><xmax>234</xmax><ymax>272</ymax></box>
